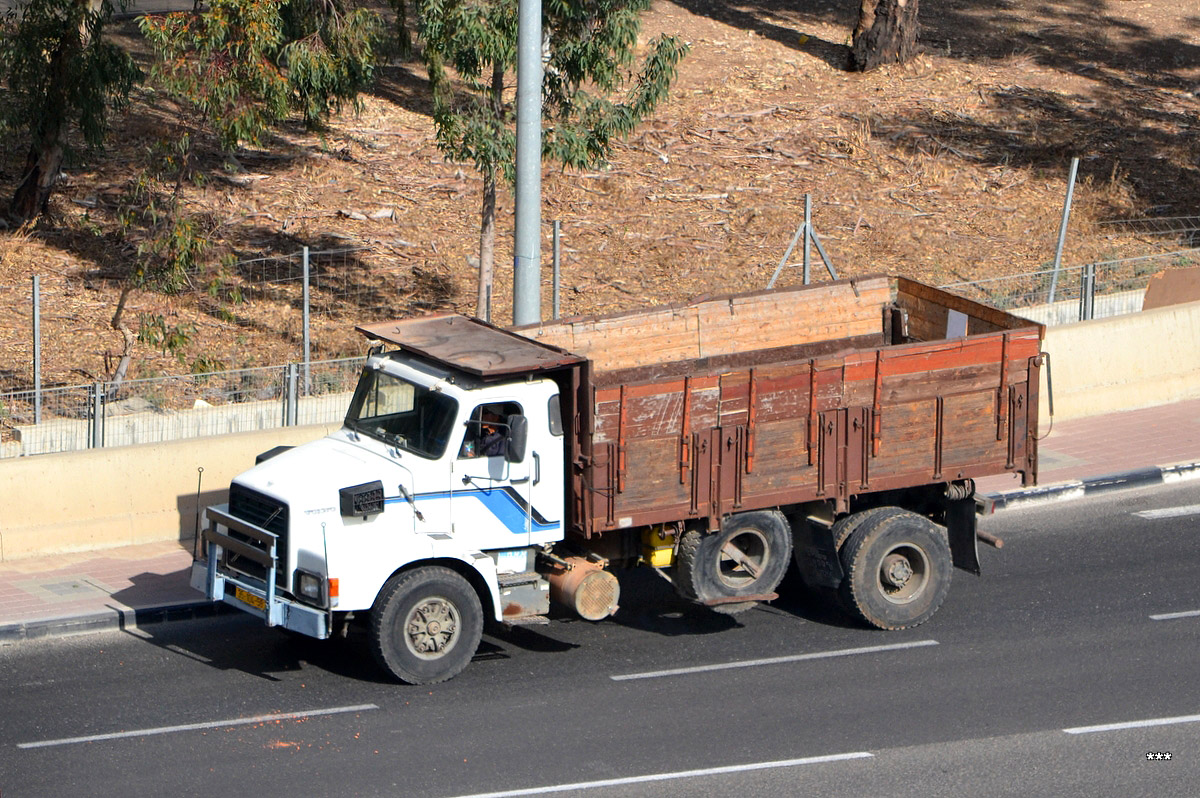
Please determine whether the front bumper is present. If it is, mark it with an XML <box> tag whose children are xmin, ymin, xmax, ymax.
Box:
<box><xmin>192</xmin><ymin>504</ymin><xmax>330</xmax><ymax>639</ymax></box>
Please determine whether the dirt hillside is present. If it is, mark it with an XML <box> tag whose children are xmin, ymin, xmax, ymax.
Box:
<box><xmin>0</xmin><ymin>0</ymin><xmax>1197</xmax><ymax>394</ymax></box>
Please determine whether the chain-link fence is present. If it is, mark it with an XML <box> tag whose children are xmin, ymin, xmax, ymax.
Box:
<box><xmin>1097</xmin><ymin>216</ymin><xmax>1200</xmax><ymax>243</ymax></box>
<box><xmin>230</xmin><ymin>246</ymin><xmax>429</xmax><ymax>321</ymax></box>
<box><xmin>939</xmin><ymin>248</ymin><xmax>1200</xmax><ymax>326</ymax></box>
<box><xmin>0</xmin><ymin>356</ymin><xmax>363</xmax><ymax>459</ymax></box>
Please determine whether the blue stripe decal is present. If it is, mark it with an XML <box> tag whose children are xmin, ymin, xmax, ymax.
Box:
<box><xmin>386</xmin><ymin>487</ymin><xmax>560</xmax><ymax>536</ymax></box>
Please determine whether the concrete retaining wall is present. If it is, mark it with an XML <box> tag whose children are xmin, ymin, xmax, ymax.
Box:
<box><xmin>0</xmin><ymin>422</ymin><xmax>339</xmax><ymax>562</ymax></box>
<box><xmin>1041</xmin><ymin>298</ymin><xmax>1200</xmax><ymax>421</ymax></box>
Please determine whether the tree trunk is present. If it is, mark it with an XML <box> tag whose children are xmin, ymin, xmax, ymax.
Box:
<box><xmin>476</xmin><ymin>63</ymin><xmax>505</xmax><ymax>321</ymax></box>
<box><xmin>8</xmin><ymin>2</ymin><xmax>82</xmax><ymax>222</ymax></box>
<box><xmin>108</xmin><ymin>284</ymin><xmax>135</xmax><ymax>395</ymax></box>
<box><xmin>849</xmin><ymin>0</ymin><xmax>919</xmax><ymax>72</ymax></box>
<box><xmin>10</xmin><ymin>133</ymin><xmax>66</xmax><ymax>221</ymax></box>
<box><xmin>478</xmin><ymin>172</ymin><xmax>496</xmax><ymax>321</ymax></box>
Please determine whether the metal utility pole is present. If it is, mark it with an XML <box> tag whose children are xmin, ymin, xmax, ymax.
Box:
<box><xmin>512</xmin><ymin>0</ymin><xmax>543</xmax><ymax>326</ymax></box>
<box><xmin>32</xmin><ymin>275</ymin><xmax>42</xmax><ymax>424</ymax></box>
<box><xmin>1048</xmin><ymin>156</ymin><xmax>1079</xmax><ymax>304</ymax></box>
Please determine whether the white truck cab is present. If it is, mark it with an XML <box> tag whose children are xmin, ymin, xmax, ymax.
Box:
<box><xmin>193</xmin><ymin>315</ymin><xmax>602</xmax><ymax>685</ymax></box>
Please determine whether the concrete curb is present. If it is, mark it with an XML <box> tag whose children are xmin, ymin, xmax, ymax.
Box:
<box><xmin>983</xmin><ymin>460</ymin><xmax>1200</xmax><ymax>512</ymax></box>
<box><xmin>0</xmin><ymin>600</ymin><xmax>231</xmax><ymax>645</ymax></box>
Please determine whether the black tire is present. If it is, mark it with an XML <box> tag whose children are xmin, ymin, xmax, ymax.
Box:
<box><xmin>369</xmin><ymin>566</ymin><xmax>484</xmax><ymax>685</ymax></box>
<box><xmin>838</xmin><ymin>510</ymin><xmax>952</xmax><ymax>630</ymax></box>
<box><xmin>831</xmin><ymin>506</ymin><xmax>906</xmax><ymax>551</ymax></box>
<box><xmin>676</xmin><ymin>511</ymin><xmax>793</xmax><ymax>614</ymax></box>
<box><xmin>796</xmin><ymin>507</ymin><xmax>905</xmax><ymax>603</ymax></box>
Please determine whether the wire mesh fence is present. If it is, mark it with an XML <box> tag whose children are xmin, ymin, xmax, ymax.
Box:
<box><xmin>227</xmin><ymin>246</ymin><xmax>437</xmax><ymax>322</ymax></box>
<box><xmin>0</xmin><ymin>356</ymin><xmax>363</xmax><ymax>459</ymax></box>
<box><xmin>1097</xmin><ymin>216</ymin><xmax>1200</xmax><ymax>243</ymax></box>
<box><xmin>939</xmin><ymin>248</ymin><xmax>1200</xmax><ymax>325</ymax></box>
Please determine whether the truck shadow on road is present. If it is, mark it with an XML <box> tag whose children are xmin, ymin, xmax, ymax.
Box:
<box><xmin>123</xmin><ymin>614</ymin><xmax>399</xmax><ymax>683</ymax></box>
<box><xmin>605</xmin><ymin>566</ymin><xmax>863</xmax><ymax>635</ymax></box>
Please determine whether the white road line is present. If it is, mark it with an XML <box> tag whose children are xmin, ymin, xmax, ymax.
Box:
<box><xmin>610</xmin><ymin>639</ymin><xmax>938</xmax><ymax>681</ymax></box>
<box><xmin>17</xmin><ymin>703</ymin><xmax>378</xmax><ymax>749</ymax></box>
<box><xmin>1150</xmin><ymin>609</ymin><xmax>1200</xmax><ymax>621</ymax></box>
<box><xmin>1133</xmin><ymin>503</ymin><xmax>1200</xmax><ymax>520</ymax></box>
<box><xmin>1064</xmin><ymin>712</ymin><xmax>1200</xmax><ymax>735</ymax></box>
<box><xmin>444</xmin><ymin>753</ymin><xmax>874</xmax><ymax>798</ymax></box>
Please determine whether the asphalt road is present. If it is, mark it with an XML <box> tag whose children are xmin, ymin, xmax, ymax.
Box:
<box><xmin>2</xmin><ymin>480</ymin><xmax>1199</xmax><ymax>797</ymax></box>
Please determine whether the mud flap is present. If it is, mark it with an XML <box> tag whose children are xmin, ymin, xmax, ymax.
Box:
<box><xmin>791</xmin><ymin>519</ymin><xmax>845</xmax><ymax>589</ymax></box>
<box><xmin>946</xmin><ymin>496</ymin><xmax>980</xmax><ymax>575</ymax></box>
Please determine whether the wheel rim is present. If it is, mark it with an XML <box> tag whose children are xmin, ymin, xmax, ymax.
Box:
<box><xmin>403</xmin><ymin>597</ymin><xmax>460</xmax><ymax>660</ymax></box>
<box><xmin>717</xmin><ymin>529</ymin><xmax>770</xmax><ymax>589</ymax></box>
<box><xmin>875</xmin><ymin>543</ymin><xmax>929</xmax><ymax>605</ymax></box>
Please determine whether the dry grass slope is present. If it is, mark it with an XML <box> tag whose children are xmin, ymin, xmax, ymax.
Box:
<box><xmin>0</xmin><ymin>0</ymin><xmax>1196</xmax><ymax>395</ymax></box>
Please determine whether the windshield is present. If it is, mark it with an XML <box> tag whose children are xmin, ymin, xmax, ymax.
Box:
<box><xmin>345</xmin><ymin>367</ymin><xmax>458</xmax><ymax>459</ymax></box>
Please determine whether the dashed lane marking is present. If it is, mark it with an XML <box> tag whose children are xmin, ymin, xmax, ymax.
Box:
<box><xmin>444</xmin><ymin>752</ymin><xmax>874</xmax><ymax>798</ymax></box>
<box><xmin>1133</xmin><ymin>503</ymin><xmax>1200</xmax><ymax>520</ymax></box>
<box><xmin>17</xmin><ymin>703</ymin><xmax>379</xmax><ymax>749</ymax></box>
<box><xmin>1064</xmin><ymin>712</ymin><xmax>1200</xmax><ymax>735</ymax></box>
<box><xmin>1150</xmin><ymin>609</ymin><xmax>1200</xmax><ymax>621</ymax></box>
<box><xmin>610</xmin><ymin>639</ymin><xmax>938</xmax><ymax>681</ymax></box>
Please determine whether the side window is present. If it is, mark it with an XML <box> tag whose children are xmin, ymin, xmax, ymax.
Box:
<box><xmin>459</xmin><ymin>402</ymin><xmax>522</xmax><ymax>459</ymax></box>
<box><xmin>548</xmin><ymin>394</ymin><xmax>564</xmax><ymax>437</ymax></box>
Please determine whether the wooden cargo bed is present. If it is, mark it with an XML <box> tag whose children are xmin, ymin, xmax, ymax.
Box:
<box><xmin>516</xmin><ymin>275</ymin><xmax>1044</xmax><ymax>538</ymax></box>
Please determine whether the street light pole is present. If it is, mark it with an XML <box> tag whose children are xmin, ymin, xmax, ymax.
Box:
<box><xmin>512</xmin><ymin>0</ymin><xmax>543</xmax><ymax>326</ymax></box>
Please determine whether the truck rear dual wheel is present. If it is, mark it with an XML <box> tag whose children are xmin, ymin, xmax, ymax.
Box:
<box><xmin>837</xmin><ymin>509</ymin><xmax>952</xmax><ymax>630</ymax></box>
<box><xmin>676</xmin><ymin>511</ymin><xmax>792</xmax><ymax>615</ymax></box>
<box><xmin>370</xmin><ymin>566</ymin><xmax>484</xmax><ymax>685</ymax></box>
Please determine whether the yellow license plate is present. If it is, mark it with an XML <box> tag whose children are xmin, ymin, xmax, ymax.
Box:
<box><xmin>234</xmin><ymin>586</ymin><xmax>267</xmax><ymax>611</ymax></box>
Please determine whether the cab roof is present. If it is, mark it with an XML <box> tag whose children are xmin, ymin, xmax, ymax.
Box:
<box><xmin>356</xmin><ymin>314</ymin><xmax>585</xmax><ymax>379</ymax></box>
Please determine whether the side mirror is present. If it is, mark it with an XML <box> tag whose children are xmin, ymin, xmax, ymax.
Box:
<box><xmin>505</xmin><ymin>414</ymin><xmax>528</xmax><ymax>463</ymax></box>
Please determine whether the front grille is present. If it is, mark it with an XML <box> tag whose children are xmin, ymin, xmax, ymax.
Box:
<box><xmin>225</xmin><ymin>484</ymin><xmax>289</xmax><ymax>583</ymax></box>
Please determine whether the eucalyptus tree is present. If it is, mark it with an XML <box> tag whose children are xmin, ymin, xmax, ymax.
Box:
<box><xmin>0</xmin><ymin>0</ymin><xmax>140</xmax><ymax>220</ymax></box>
<box><xmin>408</xmin><ymin>0</ymin><xmax>688</xmax><ymax>317</ymax></box>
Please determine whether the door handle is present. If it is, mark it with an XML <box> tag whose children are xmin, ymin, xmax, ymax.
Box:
<box><xmin>533</xmin><ymin>452</ymin><xmax>541</xmax><ymax>486</ymax></box>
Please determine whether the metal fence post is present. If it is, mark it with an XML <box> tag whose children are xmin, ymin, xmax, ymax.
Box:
<box><xmin>768</xmin><ymin>220</ymin><xmax>805</xmax><ymax>289</ymax></box>
<box><xmin>90</xmin><ymin>382</ymin><xmax>104</xmax><ymax>448</ymax></box>
<box><xmin>284</xmin><ymin>364</ymin><xmax>298</xmax><ymax>427</ymax></box>
<box><xmin>302</xmin><ymin>247</ymin><xmax>311</xmax><ymax>395</ymax></box>
<box><xmin>1048</xmin><ymin>156</ymin><xmax>1080</xmax><ymax>304</ymax></box>
<box><xmin>803</xmin><ymin>193</ymin><xmax>812</xmax><ymax>285</ymax></box>
<box><xmin>552</xmin><ymin>220</ymin><xmax>561</xmax><ymax>320</ymax></box>
<box><xmin>1079</xmin><ymin>262</ymin><xmax>1096</xmax><ymax>321</ymax></box>
<box><xmin>32</xmin><ymin>276</ymin><xmax>41</xmax><ymax>424</ymax></box>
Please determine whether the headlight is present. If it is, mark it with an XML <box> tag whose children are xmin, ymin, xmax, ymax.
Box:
<box><xmin>294</xmin><ymin>570</ymin><xmax>326</xmax><ymax>606</ymax></box>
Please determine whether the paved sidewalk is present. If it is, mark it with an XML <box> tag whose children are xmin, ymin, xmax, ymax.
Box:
<box><xmin>2</xmin><ymin>397</ymin><xmax>1199</xmax><ymax>643</ymax></box>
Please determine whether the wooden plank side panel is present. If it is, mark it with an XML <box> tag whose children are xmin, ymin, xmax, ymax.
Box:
<box><xmin>755</xmin><ymin>375</ymin><xmax>813</xmax><ymax>423</ymax></box>
<box><xmin>896</xmin><ymin>277</ymin><xmax>1045</xmax><ymax>337</ymax></box>
<box><xmin>521</xmin><ymin>277</ymin><xmax>891</xmax><ymax>374</ymax></box>
<box><xmin>695</xmin><ymin>287</ymin><xmax>887</xmax><ymax>357</ymax></box>
<box><xmin>870</xmin><ymin>399</ymin><xmax>938</xmax><ymax>480</ymax></box>
<box><xmin>615</xmin><ymin>437</ymin><xmax>693</xmax><ymax>512</ymax></box>
<box><xmin>740</xmin><ymin>420</ymin><xmax>816</xmax><ymax>495</ymax></box>
<box><xmin>883</xmin><ymin>364</ymin><xmax>999</xmax><ymax>405</ymax></box>
<box><xmin>594</xmin><ymin>386</ymin><xmax>719</xmax><ymax>444</ymax></box>
<box><xmin>940</xmin><ymin>390</ymin><xmax>1008</xmax><ymax>474</ymax></box>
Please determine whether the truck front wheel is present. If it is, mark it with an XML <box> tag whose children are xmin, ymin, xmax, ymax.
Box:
<box><xmin>370</xmin><ymin>566</ymin><xmax>484</xmax><ymax>685</ymax></box>
<box><xmin>838</xmin><ymin>510</ymin><xmax>951</xmax><ymax>630</ymax></box>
